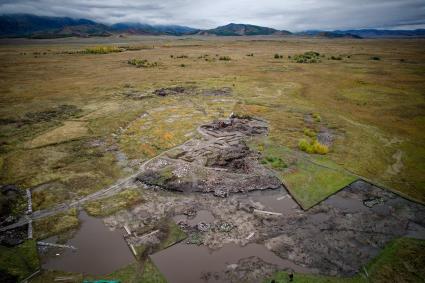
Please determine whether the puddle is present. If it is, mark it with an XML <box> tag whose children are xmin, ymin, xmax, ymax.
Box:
<box><xmin>173</xmin><ymin>210</ymin><xmax>215</xmax><ymax>226</ymax></box>
<box><xmin>150</xmin><ymin>242</ymin><xmax>314</xmax><ymax>283</ymax></box>
<box><xmin>244</xmin><ymin>188</ymin><xmax>299</xmax><ymax>215</ymax></box>
<box><xmin>41</xmin><ymin>211</ymin><xmax>134</xmax><ymax>275</ymax></box>
<box><xmin>251</xmin><ymin>194</ymin><xmax>299</xmax><ymax>215</ymax></box>
<box><xmin>324</xmin><ymin>195</ymin><xmax>369</xmax><ymax>213</ymax></box>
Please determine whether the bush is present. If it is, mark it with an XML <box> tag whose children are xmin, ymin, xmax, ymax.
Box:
<box><xmin>219</xmin><ymin>56</ymin><xmax>231</xmax><ymax>61</ymax></box>
<box><xmin>128</xmin><ymin>59</ymin><xmax>158</xmax><ymax>68</ymax></box>
<box><xmin>292</xmin><ymin>51</ymin><xmax>321</xmax><ymax>63</ymax></box>
<box><xmin>370</xmin><ymin>56</ymin><xmax>381</xmax><ymax>61</ymax></box>
<box><xmin>298</xmin><ymin>138</ymin><xmax>329</xmax><ymax>154</ymax></box>
<box><xmin>246</xmin><ymin>53</ymin><xmax>254</xmax><ymax>57</ymax></box>
<box><xmin>274</xmin><ymin>54</ymin><xmax>283</xmax><ymax>59</ymax></box>
<box><xmin>330</xmin><ymin>56</ymin><xmax>342</xmax><ymax>60</ymax></box>
<box><xmin>176</xmin><ymin>55</ymin><xmax>188</xmax><ymax>58</ymax></box>
<box><xmin>312</xmin><ymin>140</ymin><xmax>329</xmax><ymax>154</ymax></box>
<box><xmin>303</xmin><ymin>128</ymin><xmax>316</xmax><ymax>138</ymax></box>
<box><xmin>312</xmin><ymin>113</ymin><xmax>321</xmax><ymax>122</ymax></box>
<box><xmin>84</xmin><ymin>46</ymin><xmax>122</xmax><ymax>54</ymax></box>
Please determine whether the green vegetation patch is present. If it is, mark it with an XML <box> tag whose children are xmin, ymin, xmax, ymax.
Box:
<box><xmin>284</xmin><ymin>158</ymin><xmax>356</xmax><ymax>209</ymax></box>
<box><xmin>366</xmin><ymin>237</ymin><xmax>425</xmax><ymax>282</ymax></box>
<box><xmin>0</xmin><ymin>240</ymin><xmax>39</xmax><ymax>281</ymax></box>
<box><xmin>298</xmin><ymin>138</ymin><xmax>329</xmax><ymax>154</ymax></box>
<box><xmin>261</xmin><ymin>156</ymin><xmax>288</xmax><ymax>170</ymax></box>
<box><xmin>84</xmin><ymin>189</ymin><xmax>143</xmax><ymax>217</ymax></box>
<box><xmin>84</xmin><ymin>46</ymin><xmax>123</xmax><ymax>54</ymax></box>
<box><xmin>33</xmin><ymin>208</ymin><xmax>79</xmax><ymax>239</ymax></box>
<box><xmin>292</xmin><ymin>51</ymin><xmax>321</xmax><ymax>63</ymax></box>
<box><xmin>250</xmin><ymin>138</ymin><xmax>356</xmax><ymax>209</ymax></box>
<box><xmin>127</xmin><ymin>59</ymin><xmax>159</xmax><ymax>68</ymax></box>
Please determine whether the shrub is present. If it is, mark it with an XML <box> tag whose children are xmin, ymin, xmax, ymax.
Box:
<box><xmin>84</xmin><ymin>46</ymin><xmax>122</xmax><ymax>54</ymax></box>
<box><xmin>312</xmin><ymin>113</ymin><xmax>321</xmax><ymax>122</ymax></box>
<box><xmin>312</xmin><ymin>140</ymin><xmax>329</xmax><ymax>154</ymax></box>
<box><xmin>298</xmin><ymin>138</ymin><xmax>329</xmax><ymax>154</ymax></box>
<box><xmin>127</xmin><ymin>59</ymin><xmax>158</xmax><ymax>68</ymax></box>
<box><xmin>292</xmin><ymin>51</ymin><xmax>321</xmax><ymax>63</ymax></box>
<box><xmin>370</xmin><ymin>56</ymin><xmax>381</xmax><ymax>61</ymax></box>
<box><xmin>303</xmin><ymin>128</ymin><xmax>316</xmax><ymax>138</ymax></box>
<box><xmin>180</xmin><ymin>64</ymin><xmax>186</xmax><ymax>67</ymax></box>
<box><xmin>330</xmin><ymin>56</ymin><xmax>342</xmax><ymax>60</ymax></box>
<box><xmin>298</xmin><ymin>138</ymin><xmax>314</xmax><ymax>153</ymax></box>
<box><xmin>274</xmin><ymin>54</ymin><xmax>283</xmax><ymax>59</ymax></box>
<box><xmin>176</xmin><ymin>55</ymin><xmax>188</xmax><ymax>58</ymax></box>
<box><xmin>219</xmin><ymin>56</ymin><xmax>231</xmax><ymax>61</ymax></box>
<box><xmin>246</xmin><ymin>53</ymin><xmax>254</xmax><ymax>57</ymax></box>
<box><xmin>119</xmin><ymin>45</ymin><xmax>153</xmax><ymax>51</ymax></box>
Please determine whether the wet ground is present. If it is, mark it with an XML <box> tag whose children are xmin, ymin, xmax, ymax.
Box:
<box><xmin>40</xmin><ymin>211</ymin><xmax>134</xmax><ymax>275</ymax></box>
<box><xmin>28</xmin><ymin>117</ymin><xmax>425</xmax><ymax>282</ymax></box>
<box><xmin>151</xmin><ymin>242</ymin><xmax>314</xmax><ymax>283</ymax></box>
<box><xmin>143</xmin><ymin>180</ymin><xmax>425</xmax><ymax>282</ymax></box>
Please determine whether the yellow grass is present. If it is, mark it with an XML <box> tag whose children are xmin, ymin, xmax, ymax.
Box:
<box><xmin>25</xmin><ymin>121</ymin><xmax>89</xmax><ymax>148</ymax></box>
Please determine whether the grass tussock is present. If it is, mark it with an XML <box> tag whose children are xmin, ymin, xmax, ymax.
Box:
<box><xmin>219</xmin><ymin>56</ymin><xmax>232</xmax><ymax>61</ymax></box>
<box><xmin>84</xmin><ymin>46</ymin><xmax>122</xmax><ymax>54</ymax></box>
<box><xmin>127</xmin><ymin>59</ymin><xmax>159</xmax><ymax>68</ymax></box>
<box><xmin>312</xmin><ymin>113</ymin><xmax>321</xmax><ymax>122</ymax></box>
<box><xmin>298</xmin><ymin>138</ymin><xmax>329</xmax><ymax>154</ymax></box>
<box><xmin>303</xmin><ymin>128</ymin><xmax>316</xmax><ymax>138</ymax></box>
<box><xmin>293</xmin><ymin>51</ymin><xmax>321</xmax><ymax>63</ymax></box>
<box><xmin>119</xmin><ymin>45</ymin><xmax>154</xmax><ymax>51</ymax></box>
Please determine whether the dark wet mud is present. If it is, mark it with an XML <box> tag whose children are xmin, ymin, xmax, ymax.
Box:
<box><xmin>41</xmin><ymin>211</ymin><xmax>134</xmax><ymax>275</ymax></box>
<box><xmin>150</xmin><ymin>242</ymin><xmax>315</xmax><ymax>283</ymax></box>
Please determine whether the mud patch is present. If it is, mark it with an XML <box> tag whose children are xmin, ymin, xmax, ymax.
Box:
<box><xmin>150</xmin><ymin>242</ymin><xmax>315</xmax><ymax>283</ymax></box>
<box><xmin>152</xmin><ymin>86</ymin><xmax>232</xmax><ymax>97</ymax></box>
<box><xmin>136</xmin><ymin>116</ymin><xmax>282</xmax><ymax>196</ymax></box>
<box><xmin>263</xmin><ymin>180</ymin><xmax>425</xmax><ymax>276</ymax></box>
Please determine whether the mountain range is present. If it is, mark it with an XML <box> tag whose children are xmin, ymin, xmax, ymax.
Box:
<box><xmin>1</xmin><ymin>14</ymin><xmax>424</xmax><ymax>39</ymax></box>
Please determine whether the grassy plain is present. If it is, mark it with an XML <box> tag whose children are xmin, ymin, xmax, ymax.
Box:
<box><xmin>0</xmin><ymin>36</ymin><xmax>424</xmax><ymax>281</ymax></box>
<box><xmin>0</xmin><ymin>37</ymin><xmax>423</xmax><ymax>210</ymax></box>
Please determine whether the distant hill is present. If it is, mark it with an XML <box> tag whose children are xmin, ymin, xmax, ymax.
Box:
<box><xmin>298</xmin><ymin>30</ymin><xmax>362</xmax><ymax>39</ymax></box>
<box><xmin>298</xmin><ymin>29</ymin><xmax>425</xmax><ymax>38</ymax></box>
<box><xmin>199</xmin><ymin>23</ymin><xmax>291</xmax><ymax>36</ymax></box>
<box><xmin>0</xmin><ymin>14</ymin><xmax>197</xmax><ymax>38</ymax></box>
<box><xmin>1</xmin><ymin>14</ymin><xmax>424</xmax><ymax>39</ymax></box>
<box><xmin>334</xmin><ymin>29</ymin><xmax>425</xmax><ymax>38</ymax></box>
<box><xmin>111</xmin><ymin>23</ymin><xmax>198</xmax><ymax>36</ymax></box>
<box><xmin>0</xmin><ymin>14</ymin><xmax>110</xmax><ymax>38</ymax></box>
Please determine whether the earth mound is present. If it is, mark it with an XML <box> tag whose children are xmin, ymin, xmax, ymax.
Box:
<box><xmin>137</xmin><ymin>116</ymin><xmax>282</xmax><ymax>197</ymax></box>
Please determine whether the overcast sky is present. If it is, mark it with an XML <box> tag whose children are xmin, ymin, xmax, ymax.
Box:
<box><xmin>1</xmin><ymin>0</ymin><xmax>424</xmax><ymax>31</ymax></box>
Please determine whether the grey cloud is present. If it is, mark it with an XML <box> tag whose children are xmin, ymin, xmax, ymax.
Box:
<box><xmin>0</xmin><ymin>0</ymin><xmax>424</xmax><ymax>30</ymax></box>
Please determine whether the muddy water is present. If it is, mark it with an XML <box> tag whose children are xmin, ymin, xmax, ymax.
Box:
<box><xmin>151</xmin><ymin>242</ymin><xmax>314</xmax><ymax>283</ymax></box>
<box><xmin>41</xmin><ymin>211</ymin><xmax>134</xmax><ymax>275</ymax></box>
<box><xmin>248</xmin><ymin>189</ymin><xmax>300</xmax><ymax>215</ymax></box>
